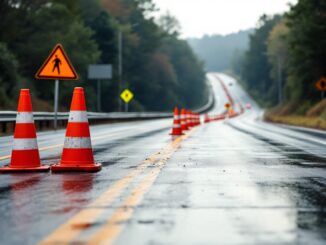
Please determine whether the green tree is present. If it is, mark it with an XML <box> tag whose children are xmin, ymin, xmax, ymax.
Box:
<box><xmin>267</xmin><ymin>19</ymin><xmax>289</xmax><ymax>104</ymax></box>
<box><xmin>0</xmin><ymin>43</ymin><xmax>20</xmax><ymax>109</ymax></box>
<box><xmin>286</xmin><ymin>0</ymin><xmax>326</xmax><ymax>102</ymax></box>
<box><xmin>241</xmin><ymin>15</ymin><xmax>281</xmax><ymax>106</ymax></box>
<box><xmin>0</xmin><ymin>0</ymin><xmax>208</xmax><ymax>112</ymax></box>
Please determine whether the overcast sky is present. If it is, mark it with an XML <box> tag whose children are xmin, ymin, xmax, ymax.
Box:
<box><xmin>153</xmin><ymin>0</ymin><xmax>297</xmax><ymax>38</ymax></box>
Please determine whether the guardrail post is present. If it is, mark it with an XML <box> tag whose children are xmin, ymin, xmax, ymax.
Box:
<box><xmin>1</xmin><ymin>122</ymin><xmax>6</xmax><ymax>133</ymax></box>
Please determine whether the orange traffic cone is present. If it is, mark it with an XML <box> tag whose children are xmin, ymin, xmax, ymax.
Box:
<box><xmin>170</xmin><ymin>107</ymin><xmax>183</xmax><ymax>136</ymax></box>
<box><xmin>185</xmin><ymin>110</ymin><xmax>189</xmax><ymax>127</ymax></box>
<box><xmin>193</xmin><ymin>112</ymin><xmax>198</xmax><ymax>126</ymax></box>
<box><xmin>51</xmin><ymin>87</ymin><xmax>101</xmax><ymax>172</ymax></box>
<box><xmin>180</xmin><ymin>108</ymin><xmax>189</xmax><ymax>131</ymax></box>
<box><xmin>196</xmin><ymin>113</ymin><xmax>200</xmax><ymax>125</ymax></box>
<box><xmin>186</xmin><ymin>111</ymin><xmax>191</xmax><ymax>128</ymax></box>
<box><xmin>190</xmin><ymin>111</ymin><xmax>195</xmax><ymax>126</ymax></box>
<box><xmin>0</xmin><ymin>89</ymin><xmax>50</xmax><ymax>172</ymax></box>
<box><xmin>204</xmin><ymin>114</ymin><xmax>210</xmax><ymax>123</ymax></box>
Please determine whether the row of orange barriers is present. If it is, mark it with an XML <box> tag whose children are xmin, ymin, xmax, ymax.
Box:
<box><xmin>170</xmin><ymin>108</ymin><xmax>200</xmax><ymax>135</ymax></box>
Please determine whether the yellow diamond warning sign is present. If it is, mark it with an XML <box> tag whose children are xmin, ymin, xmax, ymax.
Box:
<box><xmin>35</xmin><ymin>44</ymin><xmax>78</xmax><ymax>80</ymax></box>
<box><xmin>120</xmin><ymin>89</ymin><xmax>134</xmax><ymax>103</ymax></box>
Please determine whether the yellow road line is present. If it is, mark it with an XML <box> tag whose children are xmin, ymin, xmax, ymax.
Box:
<box><xmin>86</xmin><ymin>133</ymin><xmax>191</xmax><ymax>244</ymax></box>
<box><xmin>38</xmin><ymin>129</ymin><xmax>194</xmax><ymax>244</ymax></box>
<box><xmin>39</xmin><ymin>167</ymin><xmax>144</xmax><ymax>245</ymax></box>
<box><xmin>89</xmin><ymin>168</ymin><xmax>162</xmax><ymax>245</ymax></box>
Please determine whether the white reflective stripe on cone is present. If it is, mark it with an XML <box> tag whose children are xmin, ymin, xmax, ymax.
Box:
<box><xmin>64</xmin><ymin>137</ymin><xmax>92</xmax><ymax>149</ymax></box>
<box><xmin>13</xmin><ymin>138</ymin><xmax>38</xmax><ymax>150</ymax></box>
<box><xmin>16</xmin><ymin>112</ymin><xmax>34</xmax><ymax>123</ymax></box>
<box><xmin>173</xmin><ymin>124</ymin><xmax>181</xmax><ymax>128</ymax></box>
<box><xmin>68</xmin><ymin>111</ymin><xmax>88</xmax><ymax>123</ymax></box>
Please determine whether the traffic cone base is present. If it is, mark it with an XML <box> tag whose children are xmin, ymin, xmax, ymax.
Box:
<box><xmin>51</xmin><ymin>162</ymin><xmax>101</xmax><ymax>172</ymax></box>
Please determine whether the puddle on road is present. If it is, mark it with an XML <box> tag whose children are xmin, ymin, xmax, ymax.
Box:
<box><xmin>256</xmin><ymin>177</ymin><xmax>326</xmax><ymax>238</ymax></box>
<box><xmin>0</xmin><ymin>174</ymin><xmax>45</xmax><ymax>193</ymax></box>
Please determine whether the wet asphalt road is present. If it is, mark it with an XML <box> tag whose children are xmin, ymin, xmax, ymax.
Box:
<box><xmin>0</xmin><ymin>73</ymin><xmax>325</xmax><ymax>245</ymax></box>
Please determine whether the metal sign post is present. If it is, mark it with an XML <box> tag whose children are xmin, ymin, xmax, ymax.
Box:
<box><xmin>125</xmin><ymin>102</ymin><xmax>128</xmax><ymax>112</ymax></box>
<box><xmin>54</xmin><ymin>80</ymin><xmax>59</xmax><ymax>130</ymax></box>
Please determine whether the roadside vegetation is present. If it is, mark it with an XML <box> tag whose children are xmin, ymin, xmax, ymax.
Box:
<box><xmin>231</xmin><ymin>0</ymin><xmax>326</xmax><ymax>130</ymax></box>
<box><xmin>0</xmin><ymin>0</ymin><xmax>207</xmax><ymax>112</ymax></box>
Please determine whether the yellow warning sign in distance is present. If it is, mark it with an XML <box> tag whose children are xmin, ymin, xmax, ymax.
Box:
<box><xmin>35</xmin><ymin>44</ymin><xmax>78</xmax><ymax>80</ymax></box>
<box><xmin>120</xmin><ymin>89</ymin><xmax>134</xmax><ymax>103</ymax></box>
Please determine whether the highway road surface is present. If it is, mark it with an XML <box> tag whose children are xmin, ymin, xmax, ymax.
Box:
<box><xmin>0</xmin><ymin>73</ymin><xmax>325</xmax><ymax>245</ymax></box>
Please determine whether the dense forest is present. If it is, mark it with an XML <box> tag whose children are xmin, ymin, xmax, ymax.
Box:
<box><xmin>0</xmin><ymin>0</ymin><xmax>208</xmax><ymax>112</ymax></box>
<box><xmin>188</xmin><ymin>30</ymin><xmax>252</xmax><ymax>72</ymax></box>
<box><xmin>232</xmin><ymin>0</ymin><xmax>326</xmax><ymax>117</ymax></box>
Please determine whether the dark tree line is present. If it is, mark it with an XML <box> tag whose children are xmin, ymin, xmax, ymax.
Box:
<box><xmin>0</xmin><ymin>0</ymin><xmax>207</xmax><ymax>111</ymax></box>
<box><xmin>232</xmin><ymin>0</ymin><xmax>326</xmax><ymax>113</ymax></box>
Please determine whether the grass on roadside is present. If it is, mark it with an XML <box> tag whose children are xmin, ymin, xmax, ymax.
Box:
<box><xmin>265</xmin><ymin>99</ymin><xmax>326</xmax><ymax>130</ymax></box>
<box><xmin>265</xmin><ymin>113</ymin><xmax>326</xmax><ymax>130</ymax></box>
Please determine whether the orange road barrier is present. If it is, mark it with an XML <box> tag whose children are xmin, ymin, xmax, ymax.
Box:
<box><xmin>204</xmin><ymin>114</ymin><xmax>210</xmax><ymax>123</ymax></box>
<box><xmin>51</xmin><ymin>87</ymin><xmax>101</xmax><ymax>172</ymax></box>
<box><xmin>0</xmin><ymin>89</ymin><xmax>50</xmax><ymax>172</ymax></box>
<box><xmin>185</xmin><ymin>110</ymin><xmax>191</xmax><ymax>128</ymax></box>
<box><xmin>188</xmin><ymin>111</ymin><xmax>194</xmax><ymax>128</ymax></box>
<box><xmin>192</xmin><ymin>112</ymin><xmax>196</xmax><ymax>126</ymax></box>
<box><xmin>194</xmin><ymin>113</ymin><xmax>198</xmax><ymax>126</ymax></box>
<box><xmin>180</xmin><ymin>108</ymin><xmax>189</xmax><ymax>131</ymax></box>
<box><xmin>194</xmin><ymin>112</ymin><xmax>199</xmax><ymax>126</ymax></box>
<box><xmin>170</xmin><ymin>107</ymin><xmax>183</xmax><ymax>136</ymax></box>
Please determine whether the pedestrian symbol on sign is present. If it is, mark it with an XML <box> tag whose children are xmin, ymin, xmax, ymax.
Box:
<box><xmin>52</xmin><ymin>55</ymin><xmax>62</xmax><ymax>74</ymax></box>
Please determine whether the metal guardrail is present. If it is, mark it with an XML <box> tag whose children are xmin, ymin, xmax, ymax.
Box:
<box><xmin>0</xmin><ymin>111</ymin><xmax>172</xmax><ymax>122</ymax></box>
